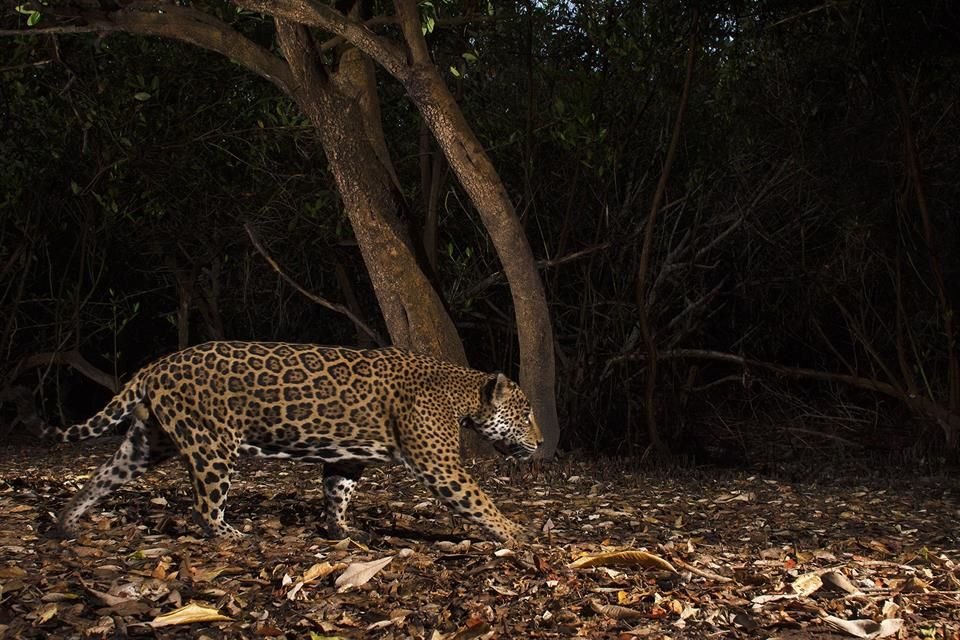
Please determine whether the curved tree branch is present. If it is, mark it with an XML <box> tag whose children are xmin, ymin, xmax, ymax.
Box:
<box><xmin>4</xmin><ymin>1</ymin><xmax>294</xmax><ymax>93</ymax></box>
<box><xmin>234</xmin><ymin>0</ymin><xmax>408</xmax><ymax>77</ymax></box>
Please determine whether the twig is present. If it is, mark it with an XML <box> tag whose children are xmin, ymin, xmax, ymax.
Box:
<box><xmin>613</xmin><ymin>347</ymin><xmax>960</xmax><ymax>441</ymax></box>
<box><xmin>243</xmin><ymin>223</ymin><xmax>385</xmax><ymax>346</ymax></box>
<box><xmin>634</xmin><ymin>10</ymin><xmax>699</xmax><ymax>455</ymax></box>
<box><xmin>671</xmin><ymin>557</ymin><xmax>733</xmax><ymax>583</ymax></box>
<box><xmin>0</xmin><ymin>59</ymin><xmax>52</xmax><ymax>73</ymax></box>
<box><xmin>462</xmin><ymin>242</ymin><xmax>612</xmax><ymax>299</ymax></box>
<box><xmin>19</xmin><ymin>351</ymin><xmax>118</xmax><ymax>393</ymax></box>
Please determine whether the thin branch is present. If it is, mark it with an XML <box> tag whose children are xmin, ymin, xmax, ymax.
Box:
<box><xmin>634</xmin><ymin>11</ymin><xmax>699</xmax><ymax>454</ymax></box>
<box><xmin>613</xmin><ymin>347</ymin><xmax>960</xmax><ymax>445</ymax></box>
<box><xmin>244</xmin><ymin>223</ymin><xmax>385</xmax><ymax>346</ymax></box>
<box><xmin>462</xmin><ymin>242</ymin><xmax>612</xmax><ymax>299</ymax></box>
<box><xmin>0</xmin><ymin>59</ymin><xmax>52</xmax><ymax>73</ymax></box>
<box><xmin>19</xmin><ymin>351</ymin><xmax>118</xmax><ymax>393</ymax></box>
<box><xmin>4</xmin><ymin>2</ymin><xmax>293</xmax><ymax>93</ymax></box>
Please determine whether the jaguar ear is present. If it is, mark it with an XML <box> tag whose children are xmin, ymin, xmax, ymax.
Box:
<box><xmin>480</xmin><ymin>373</ymin><xmax>509</xmax><ymax>406</ymax></box>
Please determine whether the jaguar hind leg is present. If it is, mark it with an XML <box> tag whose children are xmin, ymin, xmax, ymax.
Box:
<box><xmin>323</xmin><ymin>462</ymin><xmax>366</xmax><ymax>540</ymax></box>
<box><xmin>59</xmin><ymin>418</ymin><xmax>177</xmax><ymax>537</ymax></box>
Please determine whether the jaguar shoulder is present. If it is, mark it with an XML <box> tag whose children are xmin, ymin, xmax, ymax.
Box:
<box><xmin>53</xmin><ymin>341</ymin><xmax>543</xmax><ymax>544</ymax></box>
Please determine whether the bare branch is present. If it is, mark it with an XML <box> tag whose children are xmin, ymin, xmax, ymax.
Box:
<box><xmin>462</xmin><ymin>242</ymin><xmax>612</xmax><ymax>299</ymax></box>
<box><xmin>3</xmin><ymin>2</ymin><xmax>293</xmax><ymax>93</ymax></box>
<box><xmin>19</xmin><ymin>351</ymin><xmax>118</xmax><ymax>393</ymax></box>
<box><xmin>244</xmin><ymin>223</ymin><xmax>385</xmax><ymax>347</ymax></box>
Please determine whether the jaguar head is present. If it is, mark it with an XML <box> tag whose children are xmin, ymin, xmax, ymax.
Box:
<box><xmin>466</xmin><ymin>373</ymin><xmax>544</xmax><ymax>459</ymax></box>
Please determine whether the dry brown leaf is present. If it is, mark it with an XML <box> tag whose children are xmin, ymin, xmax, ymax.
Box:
<box><xmin>791</xmin><ymin>572</ymin><xmax>823</xmax><ymax>596</ymax></box>
<box><xmin>334</xmin><ymin>556</ymin><xmax>394</xmax><ymax>591</ymax></box>
<box><xmin>0</xmin><ymin>566</ymin><xmax>26</xmax><ymax>579</ymax></box>
<box><xmin>149</xmin><ymin>602</ymin><xmax>232</xmax><ymax>627</ymax></box>
<box><xmin>569</xmin><ymin>549</ymin><xmax>677</xmax><ymax>573</ymax></box>
<box><xmin>821</xmin><ymin>570</ymin><xmax>860</xmax><ymax>594</ymax></box>
<box><xmin>85</xmin><ymin>587</ymin><xmax>135</xmax><ymax>607</ymax></box>
<box><xmin>588</xmin><ymin>598</ymin><xmax>645</xmax><ymax>620</ymax></box>
<box><xmin>302</xmin><ymin>561</ymin><xmax>345</xmax><ymax>583</ymax></box>
<box><xmin>449</xmin><ymin>621</ymin><xmax>494</xmax><ymax>640</ymax></box>
<box><xmin>821</xmin><ymin>615</ymin><xmax>903</xmax><ymax>638</ymax></box>
<box><xmin>7</xmin><ymin>505</ymin><xmax>33</xmax><ymax>514</ymax></box>
<box><xmin>34</xmin><ymin>602</ymin><xmax>58</xmax><ymax>623</ymax></box>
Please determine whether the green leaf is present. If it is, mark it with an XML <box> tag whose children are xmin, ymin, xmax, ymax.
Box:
<box><xmin>449</xmin><ymin>66</ymin><xmax>461</xmax><ymax>77</ymax></box>
<box><xmin>462</xmin><ymin>52</ymin><xmax>478</xmax><ymax>62</ymax></box>
<box><xmin>15</xmin><ymin>5</ymin><xmax>41</xmax><ymax>25</ymax></box>
<box><xmin>70</xmin><ymin>181</ymin><xmax>80</xmax><ymax>195</ymax></box>
<box><xmin>133</xmin><ymin>92</ymin><xmax>151</xmax><ymax>102</ymax></box>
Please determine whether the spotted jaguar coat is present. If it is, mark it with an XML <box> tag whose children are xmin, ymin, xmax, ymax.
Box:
<box><xmin>53</xmin><ymin>342</ymin><xmax>544</xmax><ymax>544</ymax></box>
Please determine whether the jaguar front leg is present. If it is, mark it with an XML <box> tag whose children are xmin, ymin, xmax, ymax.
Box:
<box><xmin>402</xmin><ymin>450</ymin><xmax>524</xmax><ymax>545</ymax></box>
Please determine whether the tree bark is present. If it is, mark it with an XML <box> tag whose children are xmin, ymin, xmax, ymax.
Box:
<box><xmin>275</xmin><ymin>21</ymin><xmax>466</xmax><ymax>364</ymax></box>
<box><xmin>393</xmin><ymin>0</ymin><xmax>556</xmax><ymax>456</ymax></box>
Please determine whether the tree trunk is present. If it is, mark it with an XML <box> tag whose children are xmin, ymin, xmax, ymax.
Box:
<box><xmin>228</xmin><ymin>0</ymin><xmax>562</xmax><ymax>457</ymax></box>
<box><xmin>391</xmin><ymin>1</ymin><xmax>559</xmax><ymax>457</ymax></box>
<box><xmin>275</xmin><ymin>22</ymin><xmax>466</xmax><ymax>365</ymax></box>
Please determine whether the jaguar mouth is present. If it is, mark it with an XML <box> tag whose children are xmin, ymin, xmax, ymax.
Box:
<box><xmin>494</xmin><ymin>440</ymin><xmax>537</xmax><ymax>460</ymax></box>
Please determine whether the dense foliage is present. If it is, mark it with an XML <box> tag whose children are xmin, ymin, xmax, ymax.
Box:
<box><xmin>2</xmin><ymin>0</ymin><xmax>958</xmax><ymax>462</ymax></box>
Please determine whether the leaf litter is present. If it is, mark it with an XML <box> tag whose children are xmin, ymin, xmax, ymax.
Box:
<box><xmin>1</xmin><ymin>440</ymin><xmax>959</xmax><ymax>638</ymax></box>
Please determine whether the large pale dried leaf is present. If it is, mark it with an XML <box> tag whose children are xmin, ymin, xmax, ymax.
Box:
<box><xmin>821</xmin><ymin>615</ymin><xmax>903</xmax><ymax>638</ymax></box>
<box><xmin>190</xmin><ymin>566</ymin><xmax>232</xmax><ymax>582</ymax></box>
<box><xmin>569</xmin><ymin>550</ymin><xmax>677</xmax><ymax>573</ymax></box>
<box><xmin>302</xmin><ymin>561</ymin><xmax>345</xmax><ymax>583</ymax></box>
<box><xmin>751</xmin><ymin>593</ymin><xmax>798</xmax><ymax>605</ymax></box>
<box><xmin>791</xmin><ymin>572</ymin><xmax>823</xmax><ymax>597</ymax></box>
<box><xmin>335</xmin><ymin>556</ymin><xmax>394</xmax><ymax>591</ymax></box>
<box><xmin>34</xmin><ymin>602</ymin><xmax>58</xmax><ymax>623</ymax></box>
<box><xmin>821</xmin><ymin>570</ymin><xmax>860</xmax><ymax>594</ymax></box>
<box><xmin>149</xmin><ymin>603</ymin><xmax>232</xmax><ymax>627</ymax></box>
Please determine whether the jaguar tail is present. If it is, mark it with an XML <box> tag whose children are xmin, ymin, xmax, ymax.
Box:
<box><xmin>47</xmin><ymin>372</ymin><xmax>149</xmax><ymax>443</ymax></box>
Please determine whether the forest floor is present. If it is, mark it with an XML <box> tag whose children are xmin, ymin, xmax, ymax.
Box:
<box><xmin>1</xmin><ymin>440</ymin><xmax>959</xmax><ymax>639</ymax></box>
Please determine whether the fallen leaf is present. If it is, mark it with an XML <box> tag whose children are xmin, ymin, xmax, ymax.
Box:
<box><xmin>791</xmin><ymin>572</ymin><xmax>823</xmax><ymax>596</ymax></box>
<box><xmin>588</xmin><ymin>598</ymin><xmax>645</xmax><ymax>620</ymax></box>
<box><xmin>821</xmin><ymin>615</ymin><xmax>903</xmax><ymax>638</ymax></box>
<box><xmin>335</xmin><ymin>556</ymin><xmax>394</xmax><ymax>591</ymax></box>
<box><xmin>302</xmin><ymin>561</ymin><xmax>345</xmax><ymax>583</ymax></box>
<box><xmin>821</xmin><ymin>570</ymin><xmax>860</xmax><ymax>594</ymax></box>
<box><xmin>569</xmin><ymin>549</ymin><xmax>677</xmax><ymax>573</ymax></box>
<box><xmin>34</xmin><ymin>602</ymin><xmax>58</xmax><ymax>623</ymax></box>
<box><xmin>85</xmin><ymin>587</ymin><xmax>135</xmax><ymax>607</ymax></box>
<box><xmin>149</xmin><ymin>603</ymin><xmax>232</xmax><ymax>627</ymax></box>
<box><xmin>0</xmin><ymin>566</ymin><xmax>26</xmax><ymax>579</ymax></box>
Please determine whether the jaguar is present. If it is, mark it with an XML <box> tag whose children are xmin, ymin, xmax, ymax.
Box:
<box><xmin>51</xmin><ymin>341</ymin><xmax>543</xmax><ymax>544</ymax></box>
